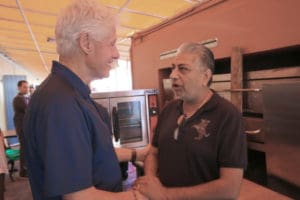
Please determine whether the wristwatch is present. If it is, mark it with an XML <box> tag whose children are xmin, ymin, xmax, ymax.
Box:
<box><xmin>131</xmin><ymin>149</ymin><xmax>137</xmax><ymax>163</ymax></box>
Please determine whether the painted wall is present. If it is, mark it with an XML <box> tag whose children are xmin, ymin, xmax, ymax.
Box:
<box><xmin>131</xmin><ymin>0</ymin><xmax>300</xmax><ymax>89</ymax></box>
<box><xmin>0</xmin><ymin>55</ymin><xmax>41</xmax><ymax>130</ymax></box>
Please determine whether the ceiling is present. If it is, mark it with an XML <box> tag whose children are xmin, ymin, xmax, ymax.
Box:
<box><xmin>0</xmin><ymin>0</ymin><xmax>206</xmax><ymax>79</ymax></box>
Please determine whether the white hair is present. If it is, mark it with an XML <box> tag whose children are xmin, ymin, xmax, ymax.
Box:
<box><xmin>55</xmin><ymin>0</ymin><xmax>117</xmax><ymax>56</ymax></box>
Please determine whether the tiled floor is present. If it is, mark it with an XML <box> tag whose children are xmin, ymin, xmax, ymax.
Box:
<box><xmin>4</xmin><ymin>172</ymin><xmax>32</xmax><ymax>200</ymax></box>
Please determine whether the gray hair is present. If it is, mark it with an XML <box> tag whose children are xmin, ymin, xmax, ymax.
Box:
<box><xmin>177</xmin><ymin>42</ymin><xmax>215</xmax><ymax>85</ymax></box>
<box><xmin>177</xmin><ymin>42</ymin><xmax>215</xmax><ymax>72</ymax></box>
<box><xmin>55</xmin><ymin>0</ymin><xmax>117</xmax><ymax>56</ymax></box>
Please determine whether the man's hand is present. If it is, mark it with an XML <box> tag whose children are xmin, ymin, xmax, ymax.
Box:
<box><xmin>134</xmin><ymin>176</ymin><xmax>168</xmax><ymax>200</ymax></box>
<box><xmin>132</xmin><ymin>189</ymin><xmax>149</xmax><ymax>200</ymax></box>
<box><xmin>136</xmin><ymin>144</ymin><xmax>150</xmax><ymax>161</ymax></box>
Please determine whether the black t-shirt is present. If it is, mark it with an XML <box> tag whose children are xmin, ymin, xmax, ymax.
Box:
<box><xmin>152</xmin><ymin>92</ymin><xmax>247</xmax><ymax>187</ymax></box>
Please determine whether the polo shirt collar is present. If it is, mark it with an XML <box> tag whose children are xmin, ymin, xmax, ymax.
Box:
<box><xmin>176</xmin><ymin>90</ymin><xmax>219</xmax><ymax>116</ymax></box>
<box><xmin>51</xmin><ymin>61</ymin><xmax>91</xmax><ymax>99</ymax></box>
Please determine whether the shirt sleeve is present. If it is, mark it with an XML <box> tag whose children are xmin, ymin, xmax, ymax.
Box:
<box><xmin>152</xmin><ymin>101</ymin><xmax>177</xmax><ymax>148</ymax></box>
<box><xmin>37</xmin><ymin>97</ymin><xmax>93</xmax><ymax>197</ymax></box>
<box><xmin>152</xmin><ymin>107</ymin><xmax>166</xmax><ymax>148</ymax></box>
<box><xmin>218</xmin><ymin>108</ymin><xmax>247</xmax><ymax>169</ymax></box>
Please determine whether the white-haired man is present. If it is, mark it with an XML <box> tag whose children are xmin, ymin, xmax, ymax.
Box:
<box><xmin>24</xmin><ymin>0</ymin><xmax>147</xmax><ymax>199</ymax></box>
<box><xmin>135</xmin><ymin>42</ymin><xmax>247</xmax><ymax>199</ymax></box>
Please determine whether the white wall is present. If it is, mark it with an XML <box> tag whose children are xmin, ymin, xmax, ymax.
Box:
<box><xmin>0</xmin><ymin>54</ymin><xmax>42</xmax><ymax>130</ymax></box>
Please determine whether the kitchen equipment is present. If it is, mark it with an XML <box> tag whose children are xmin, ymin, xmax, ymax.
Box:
<box><xmin>91</xmin><ymin>89</ymin><xmax>158</xmax><ymax>148</ymax></box>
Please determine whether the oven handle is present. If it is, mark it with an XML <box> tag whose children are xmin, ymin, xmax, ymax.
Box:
<box><xmin>216</xmin><ymin>88</ymin><xmax>261</xmax><ymax>92</ymax></box>
<box><xmin>112</xmin><ymin>106</ymin><xmax>120</xmax><ymax>142</ymax></box>
<box><xmin>245</xmin><ymin>129</ymin><xmax>261</xmax><ymax>135</ymax></box>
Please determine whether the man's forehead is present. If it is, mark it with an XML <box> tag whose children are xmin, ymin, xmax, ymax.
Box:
<box><xmin>99</xmin><ymin>27</ymin><xmax>117</xmax><ymax>42</ymax></box>
<box><xmin>20</xmin><ymin>82</ymin><xmax>28</xmax><ymax>87</ymax></box>
<box><xmin>172</xmin><ymin>52</ymin><xmax>197</xmax><ymax>65</ymax></box>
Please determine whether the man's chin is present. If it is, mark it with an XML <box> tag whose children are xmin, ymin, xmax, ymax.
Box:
<box><xmin>173</xmin><ymin>90</ymin><xmax>182</xmax><ymax>97</ymax></box>
<box><xmin>91</xmin><ymin>72</ymin><xmax>109</xmax><ymax>80</ymax></box>
<box><xmin>101</xmin><ymin>72</ymin><xmax>110</xmax><ymax>79</ymax></box>
<box><xmin>100</xmin><ymin>68</ymin><xmax>111</xmax><ymax>77</ymax></box>
<box><xmin>104</xmin><ymin>66</ymin><xmax>112</xmax><ymax>77</ymax></box>
<box><xmin>105</xmin><ymin>69</ymin><xmax>111</xmax><ymax>76</ymax></box>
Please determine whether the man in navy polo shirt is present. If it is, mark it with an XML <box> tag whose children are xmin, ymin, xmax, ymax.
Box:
<box><xmin>23</xmin><ymin>0</ymin><xmax>146</xmax><ymax>199</ymax></box>
<box><xmin>135</xmin><ymin>43</ymin><xmax>247</xmax><ymax>199</ymax></box>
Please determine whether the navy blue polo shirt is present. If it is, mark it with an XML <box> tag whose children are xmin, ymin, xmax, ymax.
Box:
<box><xmin>24</xmin><ymin>61</ymin><xmax>122</xmax><ymax>200</ymax></box>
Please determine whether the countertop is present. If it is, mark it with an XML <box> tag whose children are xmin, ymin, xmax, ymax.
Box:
<box><xmin>239</xmin><ymin>179</ymin><xmax>291</xmax><ymax>199</ymax></box>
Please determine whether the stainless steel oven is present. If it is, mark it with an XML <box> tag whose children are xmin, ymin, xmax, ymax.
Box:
<box><xmin>91</xmin><ymin>89</ymin><xmax>158</xmax><ymax>148</ymax></box>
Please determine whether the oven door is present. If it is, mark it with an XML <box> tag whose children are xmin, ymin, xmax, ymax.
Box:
<box><xmin>110</xmin><ymin>96</ymin><xmax>148</xmax><ymax>148</ymax></box>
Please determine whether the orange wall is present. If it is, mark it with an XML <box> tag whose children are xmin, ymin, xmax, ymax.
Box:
<box><xmin>131</xmin><ymin>0</ymin><xmax>300</xmax><ymax>89</ymax></box>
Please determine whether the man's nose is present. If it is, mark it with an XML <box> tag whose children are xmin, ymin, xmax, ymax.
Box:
<box><xmin>112</xmin><ymin>45</ymin><xmax>120</xmax><ymax>59</ymax></box>
<box><xmin>170</xmin><ymin>68</ymin><xmax>179</xmax><ymax>80</ymax></box>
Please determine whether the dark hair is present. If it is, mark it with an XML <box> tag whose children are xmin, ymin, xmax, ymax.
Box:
<box><xmin>177</xmin><ymin>42</ymin><xmax>215</xmax><ymax>86</ymax></box>
<box><xmin>17</xmin><ymin>80</ymin><xmax>28</xmax><ymax>87</ymax></box>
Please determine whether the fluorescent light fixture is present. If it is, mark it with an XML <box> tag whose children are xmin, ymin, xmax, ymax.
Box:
<box><xmin>160</xmin><ymin>38</ymin><xmax>218</xmax><ymax>60</ymax></box>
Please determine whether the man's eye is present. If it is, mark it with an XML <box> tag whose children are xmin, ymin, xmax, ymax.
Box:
<box><xmin>179</xmin><ymin>66</ymin><xmax>189</xmax><ymax>71</ymax></box>
<box><xmin>110</xmin><ymin>40</ymin><xmax>117</xmax><ymax>46</ymax></box>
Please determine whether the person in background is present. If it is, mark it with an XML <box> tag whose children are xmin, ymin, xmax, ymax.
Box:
<box><xmin>13</xmin><ymin>80</ymin><xmax>29</xmax><ymax>178</ymax></box>
<box><xmin>0</xmin><ymin>129</ymin><xmax>9</xmax><ymax>200</ymax></box>
<box><xmin>29</xmin><ymin>85</ymin><xmax>35</xmax><ymax>97</ymax></box>
<box><xmin>23</xmin><ymin>0</ymin><xmax>147</xmax><ymax>200</ymax></box>
<box><xmin>134</xmin><ymin>42</ymin><xmax>247</xmax><ymax>199</ymax></box>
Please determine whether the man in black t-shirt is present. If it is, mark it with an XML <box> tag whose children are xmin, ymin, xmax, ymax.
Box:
<box><xmin>135</xmin><ymin>42</ymin><xmax>247</xmax><ymax>199</ymax></box>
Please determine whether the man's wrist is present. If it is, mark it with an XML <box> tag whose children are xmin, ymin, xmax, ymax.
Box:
<box><xmin>131</xmin><ymin>189</ymin><xmax>137</xmax><ymax>200</ymax></box>
<box><xmin>131</xmin><ymin>149</ymin><xmax>137</xmax><ymax>163</ymax></box>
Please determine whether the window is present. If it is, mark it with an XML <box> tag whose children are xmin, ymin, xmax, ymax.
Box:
<box><xmin>90</xmin><ymin>59</ymin><xmax>132</xmax><ymax>93</ymax></box>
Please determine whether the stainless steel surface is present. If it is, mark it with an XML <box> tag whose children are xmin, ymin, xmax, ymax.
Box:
<box><xmin>245</xmin><ymin>129</ymin><xmax>261</xmax><ymax>134</ymax></box>
<box><xmin>91</xmin><ymin>89</ymin><xmax>158</xmax><ymax>99</ymax></box>
<box><xmin>242</xmin><ymin>66</ymin><xmax>300</xmax><ymax>114</ymax></box>
<box><xmin>245</xmin><ymin>78</ymin><xmax>300</xmax><ymax>113</ymax></box>
<box><xmin>246</xmin><ymin>66</ymin><xmax>300</xmax><ymax>80</ymax></box>
<box><xmin>244</xmin><ymin>117</ymin><xmax>265</xmax><ymax>144</ymax></box>
<box><xmin>216</xmin><ymin>88</ymin><xmax>261</xmax><ymax>92</ymax></box>
<box><xmin>263</xmin><ymin>82</ymin><xmax>300</xmax><ymax>187</ymax></box>
<box><xmin>92</xmin><ymin>89</ymin><xmax>158</xmax><ymax>149</ymax></box>
<box><xmin>110</xmin><ymin>96</ymin><xmax>148</xmax><ymax>148</ymax></box>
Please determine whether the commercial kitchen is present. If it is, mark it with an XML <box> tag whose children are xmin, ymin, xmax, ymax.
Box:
<box><xmin>0</xmin><ymin>0</ymin><xmax>299</xmax><ymax>199</ymax></box>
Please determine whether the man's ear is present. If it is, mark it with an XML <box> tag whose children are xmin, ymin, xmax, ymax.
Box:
<box><xmin>203</xmin><ymin>69</ymin><xmax>212</xmax><ymax>86</ymax></box>
<box><xmin>78</xmin><ymin>32</ymin><xmax>93</xmax><ymax>54</ymax></box>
